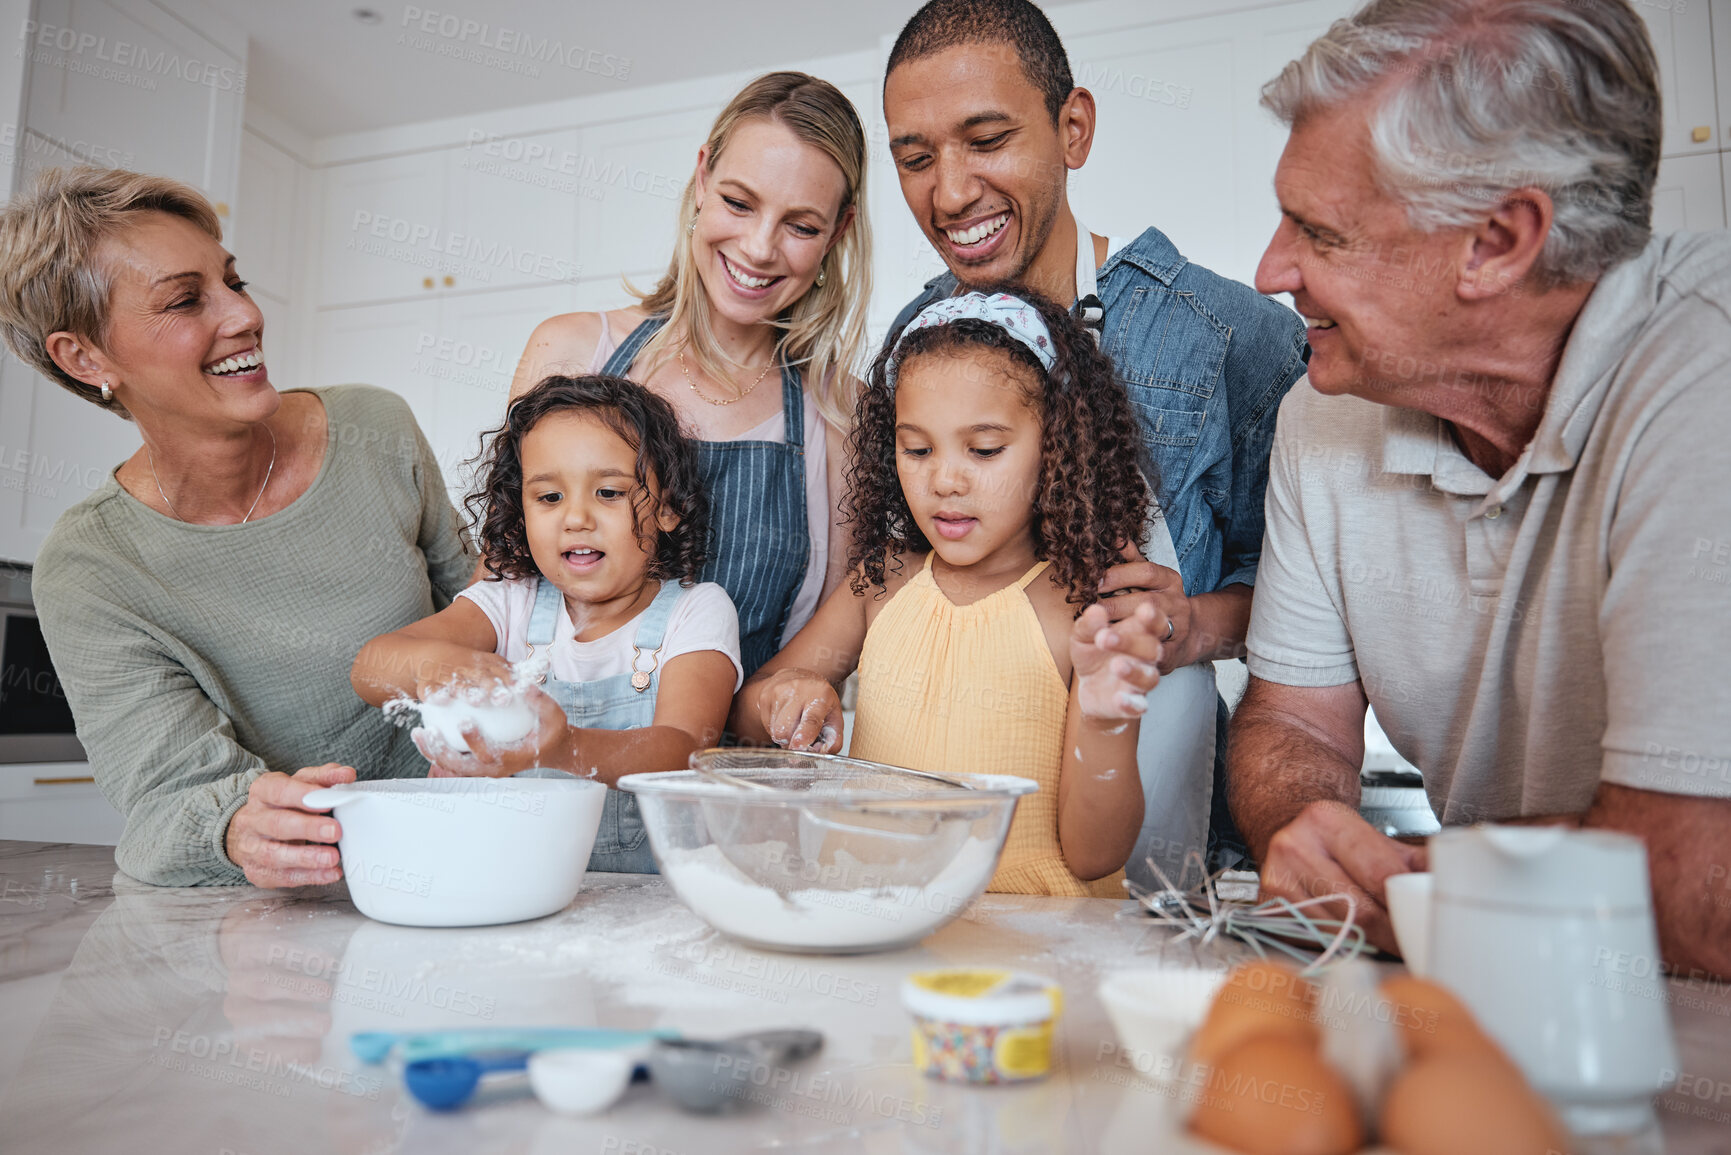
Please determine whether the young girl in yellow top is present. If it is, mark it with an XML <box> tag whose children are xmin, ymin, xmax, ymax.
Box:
<box><xmin>733</xmin><ymin>288</ymin><xmax>1164</xmax><ymax>897</ymax></box>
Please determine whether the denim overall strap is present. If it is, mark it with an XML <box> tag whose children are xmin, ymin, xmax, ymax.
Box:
<box><xmin>527</xmin><ymin>578</ymin><xmax>687</xmax><ymax>875</ymax></box>
<box><xmin>603</xmin><ymin>314</ymin><xmax>810</xmax><ymax>677</ymax></box>
<box><xmin>601</xmin><ymin>312</ymin><xmax>664</xmax><ymax>377</ymax></box>
<box><xmin>626</xmin><ymin>577</ymin><xmax>684</xmax><ymax>654</ymax></box>
<box><xmin>526</xmin><ymin>572</ymin><xmax>565</xmax><ymax>649</ymax></box>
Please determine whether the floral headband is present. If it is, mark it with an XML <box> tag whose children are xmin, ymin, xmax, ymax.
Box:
<box><xmin>885</xmin><ymin>291</ymin><xmax>1056</xmax><ymax>389</ymax></box>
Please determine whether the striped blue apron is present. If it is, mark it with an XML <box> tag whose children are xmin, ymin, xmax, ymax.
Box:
<box><xmin>602</xmin><ymin>316</ymin><xmax>810</xmax><ymax>676</ymax></box>
<box><xmin>526</xmin><ymin>575</ymin><xmax>684</xmax><ymax>874</ymax></box>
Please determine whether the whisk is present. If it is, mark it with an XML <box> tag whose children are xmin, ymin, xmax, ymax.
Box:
<box><xmin>1119</xmin><ymin>850</ymin><xmax>1369</xmax><ymax>974</ymax></box>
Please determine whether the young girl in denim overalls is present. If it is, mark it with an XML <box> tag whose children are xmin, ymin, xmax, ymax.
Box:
<box><xmin>354</xmin><ymin>374</ymin><xmax>743</xmax><ymax>873</ymax></box>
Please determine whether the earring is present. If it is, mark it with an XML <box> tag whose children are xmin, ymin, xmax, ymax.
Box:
<box><xmin>100</xmin><ymin>381</ymin><xmax>112</xmax><ymax>403</ymax></box>
<box><xmin>687</xmin><ymin>218</ymin><xmax>697</xmax><ymax>235</ymax></box>
<box><xmin>815</xmin><ymin>265</ymin><xmax>827</xmax><ymax>288</ymax></box>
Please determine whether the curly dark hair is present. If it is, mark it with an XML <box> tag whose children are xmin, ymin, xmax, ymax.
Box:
<box><xmin>465</xmin><ymin>374</ymin><xmax>708</xmax><ymax>586</ymax></box>
<box><xmin>844</xmin><ymin>285</ymin><xmax>1151</xmax><ymax>609</ymax></box>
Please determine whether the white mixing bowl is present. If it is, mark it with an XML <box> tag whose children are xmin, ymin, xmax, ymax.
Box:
<box><xmin>304</xmin><ymin>773</ymin><xmax>606</xmax><ymax>927</ymax></box>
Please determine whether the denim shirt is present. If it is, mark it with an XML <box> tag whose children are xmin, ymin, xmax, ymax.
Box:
<box><xmin>888</xmin><ymin>226</ymin><xmax>1309</xmax><ymax>596</ymax></box>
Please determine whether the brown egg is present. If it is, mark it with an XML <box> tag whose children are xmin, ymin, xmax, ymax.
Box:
<box><xmin>1190</xmin><ymin>961</ymin><xmax>1321</xmax><ymax>1068</ymax></box>
<box><xmin>1188</xmin><ymin>1034</ymin><xmax>1365</xmax><ymax>1155</ymax></box>
<box><xmin>1377</xmin><ymin>976</ymin><xmax>1507</xmax><ymax>1062</ymax></box>
<box><xmin>1381</xmin><ymin>1050</ymin><xmax>1570</xmax><ymax>1155</ymax></box>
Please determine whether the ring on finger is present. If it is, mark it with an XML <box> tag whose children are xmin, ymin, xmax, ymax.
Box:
<box><xmin>1163</xmin><ymin>617</ymin><xmax>1175</xmax><ymax>642</ymax></box>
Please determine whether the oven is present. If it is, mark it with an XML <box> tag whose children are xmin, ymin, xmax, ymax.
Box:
<box><xmin>0</xmin><ymin>564</ymin><xmax>85</xmax><ymax>764</ymax></box>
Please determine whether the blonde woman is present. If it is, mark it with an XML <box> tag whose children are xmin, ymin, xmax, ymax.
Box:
<box><xmin>511</xmin><ymin>71</ymin><xmax>870</xmax><ymax>675</ymax></box>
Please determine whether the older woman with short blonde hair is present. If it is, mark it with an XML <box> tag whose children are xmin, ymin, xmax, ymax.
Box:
<box><xmin>0</xmin><ymin>166</ymin><xmax>474</xmax><ymax>887</ymax></box>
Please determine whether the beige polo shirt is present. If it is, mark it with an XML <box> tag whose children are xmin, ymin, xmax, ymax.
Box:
<box><xmin>1247</xmin><ymin>232</ymin><xmax>1731</xmax><ymax>824</ymax></box>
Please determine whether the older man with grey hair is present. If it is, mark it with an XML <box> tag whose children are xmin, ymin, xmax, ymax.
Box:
<box><xmin>1230</xmin><ymin>0</ymin><xmax>1731</xmax><ymax>978</ymax></box>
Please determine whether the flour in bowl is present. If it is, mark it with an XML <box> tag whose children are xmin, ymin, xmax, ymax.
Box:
<box><xmin>660</xmin><ymin>836</ymin><xmax>1001</xmax><ymax>951</ymax></box>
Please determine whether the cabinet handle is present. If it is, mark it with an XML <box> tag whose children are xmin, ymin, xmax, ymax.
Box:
<box><xmin>33</xmin><ymin>775</ymin><xmax>95</xmax><ymax>785</ymax></box>
<box><xmin>442</xmin><ymin>275</ymin><xmax>455</xmax><ymax>287</ymax></box>
<box><xmin>1692</xmin><ymin>125</ymin><xmax>1712</xmax><ymax>143</ymax></box>
<box><xmin>422</xmin><ymin>276</ymin><xmax>434</xmax><ymax>289</ymax></box>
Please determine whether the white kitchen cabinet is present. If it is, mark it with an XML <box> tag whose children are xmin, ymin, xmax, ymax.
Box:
<box><xmin>24</xmin><ymin>0</ymin><xmax>244</xmax><ymax>206</ymax></box>
<box><xmin>432</xmin><ymin>283</ymin><xmax>576</xmax><ymax>496</ymax></box>
<box><xmin>444</xmin><ymin>127</ymin><xmax>583</xmax><ymax>294</ymax></box>
<box><xmin>0</xmin><ymin>763</ymin><xmax>122</xmax><ymax>845</ymax></box>
<box><xmin>317</xmin><ymin>151</ymin><xmax>449</xmax><ymax>307</ymax></box>
<box><xmin>1715</xmin><ymin>0</ymin><xmax>1731</xmax><ymax>148</ymax></box>
<box><xmin>1638</xmin><ymin>0</ymin><xmax>1721</xmax><ymax>158</ymax></box>
<box><xmin>1720</xmin><ymin>151</ymin><xmax>1731</xmax><ymax>227</ymax></box>
<box><xmin>1654</xmin><ymin>151</ymin><xmax>1727</xmax><ymax>231</ymax></box>
<box><xmin>312</xmin><ymin>296</ymin><xmax>442</xmax><ymax>444</ymax></box>
<box><xmin>312</xmin><ymin>283</ymin><xmax>572</xmax><ymax>507</ymax></box>
<box><xmin>234</xmin><ymin>131</ymin><xmax>302</xmax><ymax>302</ymax></box>
<box><xmin>573</xmin><ymin>111</ymin><xmax>706</xmax><ymax>290</ymax></box>
<box><xmin>318</xmin><ymin>131</ymin><xmax>587</xmax><ymax>309</ymax></box>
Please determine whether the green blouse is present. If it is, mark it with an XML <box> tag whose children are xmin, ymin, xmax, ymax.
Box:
<box><xmin>32</xmin><ymin>386</ymin><xmax>476</xmax><ymax>885</ymax></box>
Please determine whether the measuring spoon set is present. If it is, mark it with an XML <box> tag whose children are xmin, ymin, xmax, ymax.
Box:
<box><xmin>350</xmin><ymin>1026</ymin><xmax>824</xmax><ymax>1114</ymax></box>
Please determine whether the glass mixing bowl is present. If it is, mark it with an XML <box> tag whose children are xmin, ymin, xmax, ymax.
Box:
<box><xmin>620</xmin><ymin>750</ymin><xmax>1038</xmax><ymax>954</ymax></box>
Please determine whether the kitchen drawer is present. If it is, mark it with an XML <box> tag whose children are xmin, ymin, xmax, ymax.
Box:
<box><xmin>0</xmin><ymin>763</ymin><xmax>122</xmax><ymax>845</ymax></box>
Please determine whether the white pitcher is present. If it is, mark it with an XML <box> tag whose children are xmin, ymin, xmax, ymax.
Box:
<box><xmin>1428</xmin><ymin>825</ymin><xmax>1678</xmax><ymax>1136</ymax></box>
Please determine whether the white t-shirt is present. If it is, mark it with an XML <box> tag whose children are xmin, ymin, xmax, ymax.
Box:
<box><xmin>458</xmin><ymin>578</ymin><xmax>744</xmax><ymax>691</ymax></box>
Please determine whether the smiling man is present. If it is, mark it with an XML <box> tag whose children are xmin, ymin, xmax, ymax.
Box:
<box><xmin>882</xmin><ymin>0</ymin><xmax>1310</xmax><ymax>883</ymax></box>
<box><xmin>1231</xmin><ymin>0</ymin><xmax>1731</xmax><ymax>978</ymax></box>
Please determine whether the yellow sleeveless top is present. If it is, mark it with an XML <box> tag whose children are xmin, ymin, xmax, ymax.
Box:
<box><xmin>849</xmin><ymin>553</ymin><xmax>1125</xmax><ymax>899</ymax></box>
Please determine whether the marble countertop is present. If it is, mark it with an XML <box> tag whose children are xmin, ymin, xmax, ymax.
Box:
<box><xmin>1</xmin><ymin>840</ymin><xmax>1726</xmax><ymax>1155</ymax></box>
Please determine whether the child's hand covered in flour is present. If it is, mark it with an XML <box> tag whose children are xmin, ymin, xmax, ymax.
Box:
<box><xmin>760</xmin><ymin>669</ymin><xmax>843</xmax><ymax>754</ymax></box>
<box><xmin>1071</xmin><ymin>601</ymin><xmax>1163</xmax><ymax>722</ymax></box>
<box><xmin>413</xmin><ymin>652</ymin><xmax>515</xmax><ymax>703</ymax></box>
<box><xmin>413</xmin><ymin>682</ymin><xmax>572</xmax><ymax>778</ymax></box>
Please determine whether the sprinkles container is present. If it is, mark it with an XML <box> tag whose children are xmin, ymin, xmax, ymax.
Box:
<box><xmin>902</xmin><ymin>969</ymin><xmax>1062</xmax><ymax>1084</ymax></box>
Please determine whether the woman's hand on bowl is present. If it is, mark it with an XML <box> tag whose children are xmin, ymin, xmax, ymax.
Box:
<box><xmin>227</xmin><ymin>762</ymin><xmax>357</xmax><ymax>888</ymax></box>
<box><xmin>414</xmin><ymin>684</ymin><xmax>573</xmax><ymax>778</ymax></box>
<box><xmin>761</xmin><ymin>670</ymin><xmax>843</xmax><ymax>753</ymax></box>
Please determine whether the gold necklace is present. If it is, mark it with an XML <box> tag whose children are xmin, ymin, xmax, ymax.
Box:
<box><xmin>679</xmin><ymin>346</ymin><xmax>774</xmax><ymax>407</ymax></box>
<box><xmin>149</xmin><ymin>424</ymin><xmax>277</xmax><ymax>524</ymax></box>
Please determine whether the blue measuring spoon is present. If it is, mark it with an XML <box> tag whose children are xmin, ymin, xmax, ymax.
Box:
<box><xmin>404</xmin><ymin>1053</ymin><xmax>529</xmax><ymax>1110</ymax></box>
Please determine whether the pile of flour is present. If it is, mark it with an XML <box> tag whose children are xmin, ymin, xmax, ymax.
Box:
<box><xmin>661</xmin><ymin>836</ymin><xmax>1001</xmax><ymax>951</ymax></box>
<box><xmin>383</xmin><ymin>651</ymin><xmax>552</xmax><ymax>755</ymax></box>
